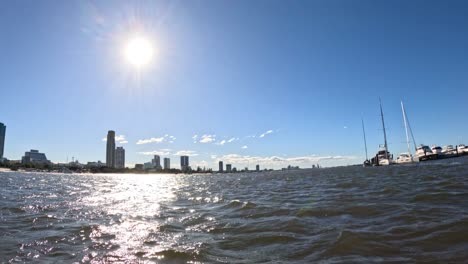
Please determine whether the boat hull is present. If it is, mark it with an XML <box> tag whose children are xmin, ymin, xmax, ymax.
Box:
<box><xmin>418</xmin><ymin>154</ymin><xmax>438</xmax><ymax>161</ymax></box>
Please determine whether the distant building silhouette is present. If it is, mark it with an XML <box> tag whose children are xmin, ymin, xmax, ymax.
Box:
<box><xmin>0</xmin><ymin>122</ymin><xmax>5</xmax><ymax>160</ymax></box>
<box><xmin>106</xmin><ymin>130</ymin><xmax>116</xmax><ymax>168</ymax></box>
<box><xmin>256</xmin><ymin>164</ymin><xmax>260</xmax><ymax>172</ymax></box>
<box><xmin>152</xmin><ymin>155</ymin><xmax>161</xmax><ymax>170</ymax></box>
<box><xmin>115</xmin><ymin>147</ymin><xmax>125</xmax><ymax>169</ymax></box>
<box><xmin>86</xmin><ymin>161</ymin><xmax>106</xmax><ymax>167</ymax></box>
<box><xmin>143</xmin><ymin>162</ymin><xmax>154</xmax><ymax>170</ymax></box>
<box><xmin>22</xmin><ymin>149</ymin><xmax>50</xmax><ymax>164</ymax></box>
<box><xmin>135</xmin><ymin>164</ymin><xmax>144</xmax><ymax>171</ymax></box>
<box><xmin>219</xmin><ymin>161</ymin><xmax>223</xmax><ymax>172</ymax></box>
<box><xmin>226</xmin><ymin>164</ymin><xmax>232</xmax><ymax>172</ymax></box>
<box><xmin>164</xmin><ymin>157</ymin><xmax>170</xmax><ymax>170</ymax></box>
<box><xmin>180</xmin><ymin>155</ymin><xmax>189</xmax><ymax>172</ymax></box>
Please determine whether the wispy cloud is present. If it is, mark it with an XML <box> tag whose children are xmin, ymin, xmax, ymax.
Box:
<box><xmin>136</xmin><ymin>135</ymin><xmax>176</xmax><ymax>145</ymax></box>
<box><xmin>216</xmin><ymin>140</ymin><xmax>227</xmax><ymax>146</ymax></box>
<box><xmin>259</xmin><ymin>130</ymin><xmax>274</xmax><ymax>138</ymax></box>
<box><xmin>175</xmin><ymin>150</ymin><xmax>198</xmax><ymax>156</ymax></box>
<box><xmin>138</xmin><ymin>149</ymin><xmax>172</xmax><ymax>156</ymax></box>
<box><xmin>241</xmin><ymin>145</ymin><xmax>248</xmax><ymax>149</ymax></box>
<box><xmin>214</xmin><ymin>137</ymin><xmax>239</xmax><ymax>145</ymax></box>
<box><xmin>138</xmin><ymin>149</ymin><xmax>198</xmax><ymax>156</ymax></box>
<box><xmin>199</xmin><ymin>134</ymin><xmax>216</xmax><ymax>144</ymax></box>
<box><xmin>102</xmin><ymin>135</ymin><xmax>128</xmax><ymax>144</ymax></box>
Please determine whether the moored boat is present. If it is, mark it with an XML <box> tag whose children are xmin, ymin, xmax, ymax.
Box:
<box><xmin>457</xmin><ymin>144</ymin><xmax>468</xmax><ymax>155</ymax></box>
<box><xmin>395</xmin><ymin>152</ymin><xmax>418</xmax><ymax>164</ymax></box>
<box><xmin>441</xmin><ymin>145</ymin><xmax>458</xmax><ymax>158</ymax></box>
<box><xmin>372</xmin><ymin>98</ymin><xmax>393</xmax><ymax>166</ymax></box>
<box><xmin>361</xmin><ymin>119</ymin><xmax>372</xmax><ymax>167</ymax></box>
<box><xmin>431</xmin><ymin>145</ymin><xmax>443</xmax><ymax>157</ymax></box>
<box><xmin>416</xmin><ymin>145</ymin><xmax>438</xmax><ymax>161</ymax></box>
<box><xmin>371</xmin><ymin>148</ymin><xmax>393</xmax><ymax>166</ymax></box>
<box><xmin>397</xmin><ymin>101</ymin><xmax>418</xmax><ymax>164</ymax></box>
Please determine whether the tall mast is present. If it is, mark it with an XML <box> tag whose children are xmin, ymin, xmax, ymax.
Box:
<box><xmin>404</xmin><ymin>105</ymin><xmax>418</xmax><ymax>151</ymax></box>
<box><xmin>362</xmin><ymin>118</ymin><xmax>369</xmax><ymax>161</ymax></box>
<box><xmin>379</xmin><ymin>98</ymin><xmax>389</xmax><ymax>159</ymax></box>
<box><xmin>401</xmin><ymin>101</ymin><xmax>412</xmax><ymax>158</ymax></box>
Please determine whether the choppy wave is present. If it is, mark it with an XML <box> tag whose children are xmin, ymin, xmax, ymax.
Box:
<box><xmin>1</xmin><ymin>157</ymin><xmax>468</xmax><ymax>262</ymax></box>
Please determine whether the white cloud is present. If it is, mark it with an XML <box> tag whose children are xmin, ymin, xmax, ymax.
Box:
<box><xmin>120</xmin><ymin>140</ymin><xmax>128</xmax><ymax>144</ymax></box>
<box><xmin>199</xmin><ymin>134</ymin><xmax>216</xmax><ymax>143</ymax></box>
<box><xmin>241</xmin><ymin>145</ymin><xmax>248</xmax><ymax>149</ymax></box>
<box><xmin>215</xmin><ymin>137</ymin><xmax>240</xmax><ymax>145</ymax></box>
<box><xmin>136</xmin><ymin>135</ymin><xmax>176</xmax><ymax>145</ymax></box>
<box><xmin>216</xmin><ymin>140</ymin><xmax>227</xmax><ymax>146</ymax></box>
<box><xmin>137</xmin><ymin>137</ymin><xmax>165</xmax><ymax>144</ymax></box>
<box><xmin>175</xmin><ymin>150</ymin><xmax>198</xmax><ymax>156</ymax></box>
<box><xmin>138</xmin><ymin>150</ymin><xmax>172</xmax><ymax>156</ymax></box>
<box><xmin>138</xmin><ymin>149</ymin><xmax>198</xmax><ymax>157</ymax></box>
<box><xmin>259</xmin><ymin>130</ymin><xmax>274</xmax><ymax>138</ymax></box>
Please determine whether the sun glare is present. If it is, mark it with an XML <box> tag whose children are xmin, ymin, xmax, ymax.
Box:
<box><xmin>124</xmin><ymin>37</ymin><xmax>153</xmax><ymax>68</ymax></box>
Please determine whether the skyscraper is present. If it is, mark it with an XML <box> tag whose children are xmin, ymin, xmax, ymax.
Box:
<box><xmin>256</xmin><ymin>164</ymin><xmax>260</xmax><ymax>172</ymax></box>
<box><xmin>164</xmin><ymin>157</ymin><xmax>170</xmax><ymax>170</ymax></box>
<box><xmin>226</xmin><ymin>164</ymin><xmax>232</xmax><ymax>172</ymax></box>
<box><xmin>152</xmin><ymin>155</ymin><xmax>161</xmax><ymax>169</ymax></box>
<box><xmin>115</xmin><ymin>147</ymin><xmax>125</xmax><ymax>169</ymax></box>
<box><xmin>0</xmin><ymin>122</ymin><xmax>5</xmax><ymax>160</ymax></box>
<box><xmin>106</xmin><ymin>130</ymin><xmax>116</xmax><ymax>168</ymax></box>
<box><xmin>219</xmin><ymin>161</ymin><xmax>223</xmax><ymax>172</ymax></box>
<box><xmin>180</xmin><ymin>155</ymin><xmax>189</xmax><ymax>172</ymax></box>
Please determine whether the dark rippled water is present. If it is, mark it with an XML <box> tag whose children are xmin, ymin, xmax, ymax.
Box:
<box><xmin>1</xmin><ymin>158</ymin><xmax>468</xmax><ymax>263</ymax></box>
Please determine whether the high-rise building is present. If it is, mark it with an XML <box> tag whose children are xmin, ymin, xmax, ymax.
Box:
<box><xmin>226</xmin><ymin>164</ymin><xmax>232</xmax><ymax>172</ymax></box>
<box><xmin>0</xmin><ymin>122</ymin><xmax>5</xmax><ymax>160</ymax></box>
<box><xmin>180</xmin><ymin>155</ymin><xmax>189</xmax><ymax>172</ymax></box>
<box><xmin>106</xmin><ymin>130</ymin><xmax>116</xmax><ymax>168</ymax></box>
<box><xmin>115</xmin><ymin>147</ymin><xmax>125</xmax><ymax>169</ymax></box>
<box><xmin>152</xmin><ymin>155</ymin><xmax>161</xmax><ymax>169</ymax></box>
<box><xmin>219</xmin><ymin>161</ymin><xmax>223</xmax><ymax>172</ymax></box>
<box><xmin>21</xmin><ymin>149</ymin><xmax>50</xmax><ymax>164</ymax></box>
<box><xmin>164</xmin><ymin>157</ymin><xmax>170</xmax><ymax>170</ymax></box>
<box><xmin>256</xmin><ymin>164</ymin><xmax>260</xmax><ymax>172</ymax></box>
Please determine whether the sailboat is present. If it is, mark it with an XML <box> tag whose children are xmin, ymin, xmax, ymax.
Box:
<box><xmin>362</xmin><ymin>119</ymin><xmax>371</xmax><ymax>167</ymax></box>
<box><xmin>401</xmin><ymin>101</ymin><xmax>438</xmax><ymax>161</ymax></box>
<box><xmin>371</xmin><ymin>98</ymin><xmax>393</xmax><ymax>166</ymax></box>
<box><xmin>395</xmin><ymin>101</ymin><xmax>419</xmax><ymax>164</ymax></box>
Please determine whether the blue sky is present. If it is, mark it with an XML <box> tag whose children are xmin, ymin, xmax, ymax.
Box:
<box><xmin>1</xmin><ymin>0</ymin><xmax>468</xmax><ymax>169</ymax></box>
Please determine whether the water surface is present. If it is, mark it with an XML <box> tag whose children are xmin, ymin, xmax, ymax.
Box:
<box><xmin>1</xmin><ymin>158</ymin><xmax>468</xmax><ymax>263</ymax></box>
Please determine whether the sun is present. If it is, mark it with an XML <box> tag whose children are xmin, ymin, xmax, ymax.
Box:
<box><xmin>124</xmin><ymin>37</ymin><xmax>153</xmax><ymax>68</ymax></box>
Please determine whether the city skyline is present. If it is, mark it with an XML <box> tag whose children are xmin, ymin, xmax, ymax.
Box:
<box><xmin>2</xmin><ymin>1</ymin><xmax>468</xmax><ymax>169</ymax></box>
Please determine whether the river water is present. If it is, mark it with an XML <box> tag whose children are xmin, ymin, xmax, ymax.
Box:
<box><xmin>1</xmin><ymin>157</ymin><xmax>468</xmax><ymax>263</ymax></box>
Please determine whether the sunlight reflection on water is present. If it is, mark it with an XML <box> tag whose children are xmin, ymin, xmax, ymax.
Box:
<box><xmin>2</xmin><ymin>159</ymin><xmax>468</xmax><ymax>263</ymax></box>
